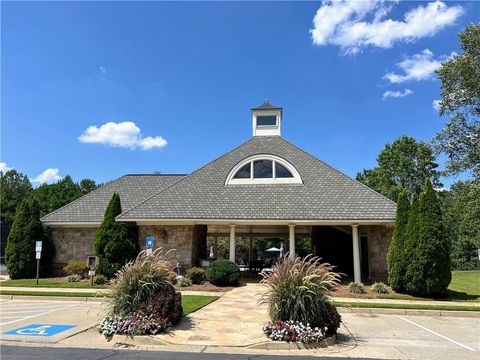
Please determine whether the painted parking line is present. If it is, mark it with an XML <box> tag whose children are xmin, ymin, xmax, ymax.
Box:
<box><xmin>0</xmin><ymin>304</ymin><xmax>79</xmax><ymax>326</ymax></box>
<box><xmin>397</xmin><ymin>315</ymin><xmax>476</xmax><ymax>352</ymax></box>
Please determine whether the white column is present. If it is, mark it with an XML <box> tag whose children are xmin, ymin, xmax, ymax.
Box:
<box><xmin>352</xmin><ymin>224</ymin><xmax>361</xmax><ymax>283</ymax></box>
<box><xmin>229</xmin><ymin>225</ymin><xmax>236</xmax><ymax>262</ymax></box>
<box><xmin>288</xmin><ymin>224</ymin><xmax>296</xmax><ymax>260</ymax></box>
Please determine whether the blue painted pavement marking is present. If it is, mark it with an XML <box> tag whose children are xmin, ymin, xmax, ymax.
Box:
<box><xmin>4</xmin><ymin>324</ymin><xmax>76</xmax><ymax>336</ymax></box>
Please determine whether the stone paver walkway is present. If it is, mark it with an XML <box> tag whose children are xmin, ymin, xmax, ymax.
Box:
<box><xmin>158</xmin><ymin>283</ymin><xmax>269</xmax><ymax>347</ymax></box>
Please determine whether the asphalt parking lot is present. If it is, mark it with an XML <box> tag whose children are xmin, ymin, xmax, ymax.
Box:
<box><xmin>0</xmin><ymin>298</ymin><xmax>479</xmax><ymax>360</ymax></box>
<box><xmin>0</xmin><ymin>299</ymin><xmax>102</xmax><ymax>343</ymax></box>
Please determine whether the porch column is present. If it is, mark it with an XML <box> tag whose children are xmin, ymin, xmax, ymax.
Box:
<box><xmin>352</xmin><ymin>224</ymin><xmax>361</xmax><ymax>283</ymax></box>
<box><xmin>229</xmin><ymin>225</ymin><xmax>236</xmax><ymax>262</ymax></box>
<box><xmin>289</xmin><ymin>224</ymin><xmax>296</xmax><ymax>260</ymax></box>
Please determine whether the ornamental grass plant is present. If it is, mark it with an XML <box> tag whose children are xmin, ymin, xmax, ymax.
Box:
<box><xmin>106</xmin><ymin>248</ymin><xmax>182</xmax><ymax>324</ymax></box>
<box><xmin>259</xmin><ymin>254</ymin><xmax>342</xmax><ymax>337</ymax></box>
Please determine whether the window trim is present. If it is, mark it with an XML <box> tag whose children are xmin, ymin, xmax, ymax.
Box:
<box><xmin>226</xmin><ymin>154</ymin><xmax>303</xmax><ymax>185</ymax></box>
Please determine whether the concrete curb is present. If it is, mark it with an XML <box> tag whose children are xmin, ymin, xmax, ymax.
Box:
<box><xmin>247</xmin><ymin>335</ymin><xmax>336</xmax><ymax>350</ymax></box>
<box><xmin>338</xmin><ymin>306</ymin><xmax>480</xmax><ymax>318</ymax></box>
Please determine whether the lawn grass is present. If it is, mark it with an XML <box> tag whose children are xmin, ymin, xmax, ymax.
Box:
<box><xmin>0</xmin><ymin>278</ymin><xmax>108</xmax><ymax>289</ymax></box>
<box><xmin>333</xmin><ymin>300</ymin><xmax>480</xmax><ymax>312</ymax></box>
<box><xmin>447</xmin><ymin>270</ymin><xmax>480</xmax><ymax>301</ymax></box>
<box><xmin>182</xmin><ymin>295</ymin><xmax>219</xmax><ymax>315</ymax></box>
<box><xmin>0</xmin><ymin>288</ymin><xmax>218</xmax><ymax>315</ymax></box>
<box><xmin>0</xmin><ymin>289</ymin><xmax>100</xmax><ymax>297</ymax></box>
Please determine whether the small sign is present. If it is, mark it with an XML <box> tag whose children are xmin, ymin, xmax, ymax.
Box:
<box><xmin>4</xmin><ymin>324</ymin><xmax>76</xmax><ymax>337</ymax></box>
<box><xmin>88</xmin><ymin>270</ymin><xmax>95</xmax><ymax>276</ymax></box>
<box><xmin>35</xmin><ymin>252</ymin><xmax>41</xmax><ymax>260</ymax></box>
<box><xmin>146</xmin><ymin>235</ymin><xmax>154</xmax><ymax>249</ymax></box>
<box><xmin>87</xmin><ymin>256</ymin><xmax>98</xmax><ymax>270</ymax></box>
<box><xmin>35</xmin><ymin>241</ymin><xmax>42</xmax><ymax>252</ymax></box>
<box><xmin>478</xmin><ymin>249</ymin><xmax>480</xmax><ymax>260</ymax></box>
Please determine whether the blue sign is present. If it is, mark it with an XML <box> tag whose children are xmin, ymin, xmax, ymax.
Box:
<box><xmin>146</xmin><ymin>235</ymin><xmax>154</xmax><ymax>249</ymax></box>
<box><xmin>4</xmin><ymin>324</ymin><xmax>76</xmax><ymax>336</ymax></box>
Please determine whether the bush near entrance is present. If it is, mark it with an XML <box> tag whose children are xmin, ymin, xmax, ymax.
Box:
<box><xmin>95</xmin><ymin>193</ymin><xmax>138</xmax><ymax>278</ymax></box>
<box><xmin>259</xmin><ymin>255</ymin><xmax>342</xmax><ymax>341</ymax></box>
<box><xmin>100</xmin><ymin>249</ymin><xmax>182</xmax><ymax>339</ymax></box>
<box><xmin>186</xmin><ymin>267</ymin><xmax>206</xmax><ymax>284</ymax></box>
<box><xmin>63</xmin><ymin>261</ymin><xmax>89</xmax><ymax>278</ymax></box>
<box><xmin>206</xmin><ymin>260</ymin><xmax>240</xmax><ymax>286</ymax></box>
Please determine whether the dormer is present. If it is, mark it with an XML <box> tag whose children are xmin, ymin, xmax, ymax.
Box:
<box><xmin>251</xmin><ymin>100</ymin><xmax>283</xmax><ymax>137</ymax></box>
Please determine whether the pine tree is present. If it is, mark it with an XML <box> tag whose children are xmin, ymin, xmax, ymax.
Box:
<box><xmin>5</xmin><ymin>198</ymin><xmax>54</xmax><ymax>279</ymax></box>
<box><xmin>405</xmin><ymin>180</ymin><xmax>451</xmax><ymax>296</ymax></box>
<box><xmin>387</xmin><ymin>190</ymin><xmax>410</xmax><ymax>291</ymax></box>
<box><xmin>95</xmin><ymin>193</ymin><xmax>138</xmax><ymax>277</ymax></box>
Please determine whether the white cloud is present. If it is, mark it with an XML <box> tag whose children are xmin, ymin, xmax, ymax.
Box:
<box><xmin>382</xmin><ymin>89</ymin><xmax>413</xmax><ymax>100</ymax></box>
<box><xmin>310</xmin><ymin>1</ymin><xmax>463</xmax><ymax>54</ymax></box>
<box><xmin>0</xmin><ymin>162</ymin><xmax>13</xmax><ymax>173</ymax></box>
<box><xmin>384</xmin><ymin>49</ymin><xmax>455</xmax><ymax>83</ymax></box>
<box><xmin>32</xmin><ymin>168</ymin><xmax>63</xmax><ymax>184</ymax></box>
<box><xmin>79</xmin><ymin>121</ymin><xmax>168</xmax><ymax>150</ymax></box>
<box><xmin>99</xmin><ymin>66</ymin><xmax>107</xmax><ymax>74</ymax></box>
<box><xmin>432</xmin><ymin>99</ymin><xmax>441</xmax><ymax>111</ymax></box>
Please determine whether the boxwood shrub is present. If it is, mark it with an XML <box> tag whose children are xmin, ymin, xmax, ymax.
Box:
<box><xmin>206</xmin><ymin>260</ymin><xmax>240</xmax><ymax>286</ymax></box>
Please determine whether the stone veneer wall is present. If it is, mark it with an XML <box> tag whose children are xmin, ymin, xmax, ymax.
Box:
<box><xmin>50</xmin><ymin>226</ymin><xmax>98</xmax><ymax>272</ymax></box>
<box><xmin>360</xmin><ymin>225</ymin><xmax>393</xmax><ymax>281</ymax></box>
<box><xmin>138</xmin><ymin>225</ymin><xmax>200</xmax><ymax>267</ymax></box>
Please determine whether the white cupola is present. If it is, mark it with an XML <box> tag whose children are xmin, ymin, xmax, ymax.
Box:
<box><xmin>251</xmin><ymin>100</ymin><xmax>283</xmax><ymax>137</ymax></box>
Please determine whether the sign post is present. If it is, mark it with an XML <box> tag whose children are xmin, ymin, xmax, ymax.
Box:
<box><xmin>87</xmin><ymin>256</ymin><xmax>98</xmax><ymax>287</ymax></box>
<box><xmin>35</xmin><ymin>241</ymin><xmax>42</xmax><ymax>285</ymax></box>
<box><xmin>146</xmin><ymin>235</ymin><xmax>154</xmax><ymax>255</ymax></box>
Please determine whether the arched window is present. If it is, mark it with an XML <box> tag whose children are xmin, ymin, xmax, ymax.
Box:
<box><xmin>226</xmin><ymin>155</ymin><xmax>302</xmax><ymax>185</ymax></box>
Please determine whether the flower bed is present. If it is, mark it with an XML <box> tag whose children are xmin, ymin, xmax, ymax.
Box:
<box><xmin>99</xmin><ymin>313</ymin><xmax>170</xmax><ymax>338</ymax></box>
<box><xmin>263</xmin><ymin>320</ymin><xmax>328</xmax><ymax>343</ymax></box>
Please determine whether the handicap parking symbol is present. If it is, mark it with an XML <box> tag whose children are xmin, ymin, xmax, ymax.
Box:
<box><xmin>4</xmin><ymin>324</ymin><xmax>76</xmax><ymax>336</ymax></box>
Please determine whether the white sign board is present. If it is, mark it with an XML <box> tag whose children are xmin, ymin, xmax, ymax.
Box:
<box><xmin>88</xmin><ymin>270</ymin><xmax>96</xmax><ymax>276</ymax></box>
<box><xmin>35</xmin><ymin>251</ymin><xmax>41</xmax><ymax>260</ymax></box>
<box><xmin>35</xmin><ymin>241</ymin><xmax>42</xmax><ymax>252</ymax></box>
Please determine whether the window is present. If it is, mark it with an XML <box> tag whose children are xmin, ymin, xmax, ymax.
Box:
<box><xmin>233</xmin><ymin>163</ymin><xmax>251</xmax><ymax>179</ymax></box>
<box><xmin>275</xmin><ymin>162</ymin><xmax>293</xmax><ymax>178</ymax></box>
<box><xmin>226</xmin><ymin>155</ymin><xmax>302</xmax><ymax>185</ymax></box>
<box><xmin>256</xmin><ymin>115</ymin><xmax>277</xmax><ymax>126</ymax></box>
<box><xmin>253</xmin><ymin>160</ymin><xmax>273</xmax><ymax>178</ymax></box>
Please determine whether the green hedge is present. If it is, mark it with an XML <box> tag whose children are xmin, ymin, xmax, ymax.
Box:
<box><xmin>206</xmin><ymin>260</ymin><xmax>240</xmax><ymax>286</ymax></box>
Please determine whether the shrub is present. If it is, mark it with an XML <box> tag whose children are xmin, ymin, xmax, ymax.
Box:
<box><xmin>371</xmin><ymin>282</ymin><xmax>390</xmax><ymax>294</ymax></box>
<box><xmin>107</xmin><ymin>248</ymin><xmax>182</xmax><ymax>327</ymax></box>
<box><xmin>405</xmin><ymin>180</ymin><xmax>451</xmax><ymax>296</ymax></box>
<box><xmin>258</xmin><ymin>255</ymin><xmax>341</xmax><ymax>335</ymax></box>
<box><xmin>387</xmin><ymin>190</ymin><xmax>410</xmax><ymax>291</ymax></box>
<box><xmin>95</xmin><ymin>193</ymin><xmax>138</xmax><ymax>277</ymax></box>
<box><xmin>186</xmin><ymin>267</ymin><xmax>206</xmax><ymax>284</ymax></box>
<box><xmin>67</xmin><ymin>274</ymin><xmax>81</xmax><ymax>283</ymax></box>
<box><xmin>5</xmin><ymin>198</ymin><xmax>55</xmax><ymax>279</ymax></box>
<box><xmin>207</xmin><ymin>260</ymin><xmax>240</xmax><ymax>286</ymax></box>
<box><xmin>348</xmin><ymin>281</ymin><xmax>365</xmax><ymax>294</ymax></box>
<box><xmin>63</xmin><ymin>261</ymin><xmax>89</xmax><ymax>278</ymax></box>
<box><xmin>94</xmin><ymin>274</ymin><xmax>108</xmax><ymax>285</ymax></box>
<box><xmin>179</xmin><ymin>277</ymin><xmax>192</xmax><ymax>287</ymax></box>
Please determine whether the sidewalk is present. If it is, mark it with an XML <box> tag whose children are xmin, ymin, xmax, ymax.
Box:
<box><xmin>332</xmin><ymin>296</ymin><xmax>480</xmax><ymax>307</ymax></box>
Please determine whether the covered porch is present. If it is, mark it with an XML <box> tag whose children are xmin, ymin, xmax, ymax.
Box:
<box><xmin>200</xmin><ymin>222</ymin><xmax>390</xmax><ymax>283</ymax></box>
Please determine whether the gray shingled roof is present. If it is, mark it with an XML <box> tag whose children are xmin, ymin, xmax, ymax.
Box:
<box><xmin>117</xmin><ymin>136</ymin><xmax>396</xmax><ymax>221</ymax></box>
<box><xmin>41</xmin><ymin>174</ymin><xmax>185</xmax><ymax>224</ymax></box>
<box><xmin>252</xmin><ymin>100</ymin><xmax>282</xmax><ymax>110</ymax></box>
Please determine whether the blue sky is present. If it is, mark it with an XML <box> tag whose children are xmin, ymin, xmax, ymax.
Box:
<box><xmin>2</xmin><ymin>1</ymin><xmax>478</xmax><ymax>186</ymax></box>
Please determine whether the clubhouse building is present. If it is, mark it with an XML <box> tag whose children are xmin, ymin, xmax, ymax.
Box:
<box><xmin>41</xmin><ymin>101</ymin><xmax>396</xmax><ymax>282</ymax></box>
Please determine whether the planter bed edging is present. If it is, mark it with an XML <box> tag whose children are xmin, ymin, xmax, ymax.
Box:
<box><xmin>247</xmin><ymin>335</ymin><xmax>336</xmax><ymax>350</ymax></box>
